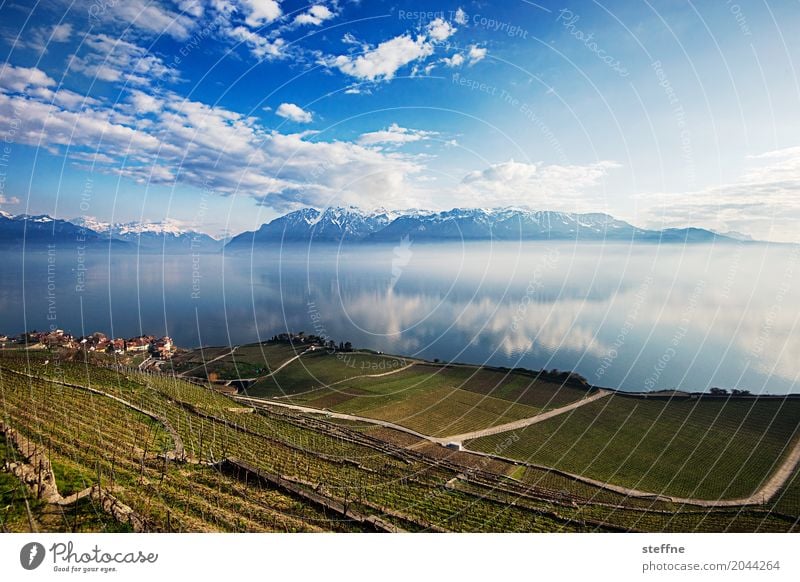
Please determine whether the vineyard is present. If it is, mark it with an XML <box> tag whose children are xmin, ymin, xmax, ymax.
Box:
<box><xmin>167</xmin><ymin>342</ymin><xmax>302</xmax><ymax>380</ymax></box>
<box><xmin>466</xmin><ymin>394</ymin><xmax>800</xmax><ymax>500</ymax></box>
<box><xmin>250</xmin><ymin>355</ymin><xmax>593</xmax><ymax>438</ymax></box>
<box><xmin>1</xmin><ymin>349</ymin><xmax>799</xmax><ymax>533</ymax></box>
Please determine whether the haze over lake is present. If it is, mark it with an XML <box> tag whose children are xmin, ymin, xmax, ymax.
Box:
<box><xmin>2</xmin><ymin>242</ymin><xmax>798</xmax><ymax>394</ymax></box>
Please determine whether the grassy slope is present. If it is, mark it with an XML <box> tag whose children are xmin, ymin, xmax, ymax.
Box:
<box><xmin>467</xmin><ymin>395</ymin><xmax>800</xmax><ymax>500</ymax></box>
<box><xmin>772</xmin><ymin>464</ymin><xmax>800</xmax><ymax>519</ymax></box>
<box><xmin>169</xmin><ymin>343</ymin><xmax>302</xmax><ymax>380</ymax></box>
<box><xmin>248</xmin><ymin>350</ymin><xmax>410</xmax><ymax>396</ymax></box>
<box><xmin>251</xmin><ymin>356</ymin><xmax>594</xmax><ymax>438</ymax></box>
<box><xmin>4</xmin><ymin>351</ymin><xmax>798</xmax><ymax>531</ymax></box>
<box><xmin>0</xmin><ymin>355</ymin><xmax>587</xmax><ymax>532</ymax></box>
<box><xmin>295</xmin><ymin>365</ymin><xmax>585</xmax><ymax>438</ymax></box>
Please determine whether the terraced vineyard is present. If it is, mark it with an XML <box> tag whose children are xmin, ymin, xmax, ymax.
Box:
<box><xmin>467</xmin><ymin>394</ymin><xmax>800</xmax><ymax>500</ymax></box>
<box><xmin>168</xmin><ymin>343</ymin><xmax>302</xmax><ymax>380</ymax></box>
<box><xmin>248</xmin><ymin>350</ymin><xmax>412</xmax><ymax>397</ymax></box>
<box><xmin>250</xmin><ymin>354</ymin><xmax>592</xmax><ymax>438</ymax></box>
<box><xmin>2</xmin><ymin>349</ymin><xmax>799</xmax><ymax>533</ymax></box>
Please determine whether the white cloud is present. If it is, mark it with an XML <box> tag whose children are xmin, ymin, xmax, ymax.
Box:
<box><xmin>0</xmin><ymin>65</ymin><xmax>55</xmax><ymax>93</ymax></box>
<box><xmin>358</xmin><ymin>124</ymin><xmax>436</xmax><ymax>147</ymax></box>
<box><xmin>227</xmin><ymin>25</ymin><xmax>285</xmax><ymax>59</ymax></box>
<box><xmin>427</xmin><ymin>18</ymin><xmax>456</xmax><ymax>42</ymax></box>
<box><xmin>96</xmin><ymin>0</ymin><xmax>196</xmax><ymax>40</ymax></box>
<box><xmin>241</xmin><ymin>0</ymin><xmax>282</xmax><ymax>27</ymax></box>
<box><xmin>50</xmin><ymin>23</ymin><xmax>73</xmax><ymax>42</ymax></box>
<box><xmin>69</xmin><ymin>34</ymin><xmax>178</xmax><ymax>87</ymax></box>
<box><xmin>443</xmin><ymin>53</ymin><xmax>465</xmax><ymax>67</ymax></box>
<box><xmin>324</xmin><ymin>18</ymin><xmax>462</xmax><ymax>82</ymax></box>
<box><xmin>294</xmin><ymin>5</ymin><xmax>334</xmax><ymax>26</ymax></box>
<box><xmin>127</xmin><ymin>89</ymin><xmax>162</xmax><ymax>114</ymax></box>
<box><xmin>276</xmin><ymin>102</ymin><xmax>313</xmax><ymax>123</ymax></box>
<box><xmin>460</xmin><ymin>160</ymin><xmax>620</xmax><ymax>207</ymax></box>
<box><xmin>0</xmin><ymin>195</ymin><xmax>21</xmax><ymax>205</ymax></box>
<box><xmin>177</xmin><ymin>0</ymin><xmax>205</xmax><ymax>18</ymax></box>
<box><xmin>10</xmin><ymin>23</ymin><xmax>73</xmax><ymax>53</ymax></box>
<box><xmin>454</xmin><ymin>8</ymin><xmax>468</xmax><ymax>25</ymax></box>
<box><xmin>0</xmin><ymin>66</ymin><xmax>98</xmax><ymax>111</ymax></box>
<box><xmin>0</xmin><ymin>79</ymin><xmax>424</xmax><ymax>212</ymax></box>
<box><xmin>327</xmin><ymin>34</ymin><xmax>434</xmax><ymax>81</ymax></box>
<box><xmin>467</xmin><ymin>44</ymin><xmax>487</xmax><ymax>65</ymax></box>
<box><xmin>640</xmin><ymin>146</ymin><xmax>800</xmax><ymax>242</ymax></box>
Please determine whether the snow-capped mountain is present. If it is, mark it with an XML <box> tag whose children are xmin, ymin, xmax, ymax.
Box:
<box><xmin>227</xmin><ymin>206</ymin><xmax>738</xmax><ymax>248</ymax></box>
<box><xmin>226</xmin><ymin>206</ymin><xmax>397</xmax><ymax>247</ymax></box>
<box><xmin>0</xmin><ymin>212</ymin><xmax>110</xmax><ymax>246</ymax></box>
<box><xmin>0</xmin><ymin>208</ymin><xmax>747</xmax><ymax>251</ymax></box>
<box><xmin>73</xmin><ymin>217</ymin><xmax>222</xmax><ymax>253</ymax></box>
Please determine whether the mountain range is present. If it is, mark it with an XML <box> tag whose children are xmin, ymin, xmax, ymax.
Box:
<box><xmin>224</xmin><ymin>206</ymin><xmax>740</xmax><ymax>249</ymax></box>
<box><xmin>1</xmin><ymin>207</ymin><xmax>748</xmax><ymax>251</ymax></box>
<box><xmin>71</xmin><ymin>217</ymin><xmax>222</xmax><ymax>253</ymax></box>
<box><xmin>0</xmin><ymin>211</ymin><xmax>222</xmax><ymax>252</ymax></box>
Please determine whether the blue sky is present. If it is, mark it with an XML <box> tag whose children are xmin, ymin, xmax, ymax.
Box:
<box><xmin>1</xmin><ymin>0</ymin><xmax>799</xmax><ymax>240</ymax></box>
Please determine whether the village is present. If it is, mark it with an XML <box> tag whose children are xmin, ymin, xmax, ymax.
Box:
<box><xmin>0</xmin><ymin>329</ymin><xmax>175</xmax><ymax>359</ymax></box>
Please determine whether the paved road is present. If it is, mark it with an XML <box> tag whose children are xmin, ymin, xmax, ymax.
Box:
<box><xmin>443</xmin><ymin>390</ymin><xmax>611</xmax><ymax>444</ymax></box>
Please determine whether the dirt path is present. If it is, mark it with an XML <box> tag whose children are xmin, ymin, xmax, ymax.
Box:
<box><xmin>239</xmin><ymin>391</ymin><xmax>800</xmax><ymax>507</ymax></box>
<box><xmin>441</xmin><ymin>389</ymin><xmax>611</xmax><ymax>444</ymax></box>
<box><xmin>234</xmin><ymin>396</ymin><xmax>439</xmax><ymax>442</ymax></box>
<box><xmin>259</xmin><ymin>348</ymin><xmax>311</xmax><ymax>379</ymax></box>
<box><xmin>328</xmin><ymin>363</ymin><xmax>417</xmax><ymax>385</ymax></box>
<box><xmin>178</xmin><ymin>345</ymin><xmax>238</xmax><ymax>377</ymax></box>
<box><xmin>463</xmin><ymin>439</ymin><xmax>800</xmax><ymax>508</ymax></box>
<box><xmin>733</xmin><ymin>435</ymin><xmax>800</xmax><ymax>505</ymax></box>
<box><xmin>274</xmin><ymin>362</ymin><xmax>417</xmax><ymax>399</ymax></box>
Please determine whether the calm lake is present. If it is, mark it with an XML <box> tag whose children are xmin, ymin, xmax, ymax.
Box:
<box><xmin>1</xmin><ymin>241</ymin><xmax>798</xmax><ymax>394</ymax></box>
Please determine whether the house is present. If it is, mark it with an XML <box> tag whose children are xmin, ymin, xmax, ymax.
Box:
<box><xmin>111</xmin><ymin>338</ymin><xmax>126</xmax><ymax>354</ymax></box>
<box><xmin>149</xmin><ymin>336</ymin><xmax>174</xmax><ymax>359</ymax></box>
<box><xmin>126</xmin><ymin>335</ymin><xmax>154</xmax><ymax>352</ymax></box>
<box><xmin>42</xmin><ymin>330</ymin><xmax>73</xmax><ymax>348</ymax></box>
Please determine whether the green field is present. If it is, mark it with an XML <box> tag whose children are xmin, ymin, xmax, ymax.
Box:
<box><xmin>772</xmin><ymin>463</ymin><xmax>800</xmax><ymax>519</ymax></box>
<box><xmin>3</xmin><ymin>349</ymin><xmax>799</xmax><ymax>532</ymax></box>
<box><xmin>0</xmin><ymin>353</ymin><xmax>594</xmax><ymax>532</ymax></box>
<box><xmin>251</xmin><ymin>356</ymin><xmax>591</xmax><ymax>438</ymax></box>
<box><xmin>249</xmin><ymin>350</ymin><xmax>411</xmax><ymax>396</ymax></box>
<box><xmin>168</xmin><ymin>342</ymin><xmax>302</xmax><ymax>380</ymax></box>
<box><xmin>467</xmin><ymin>395</ymin><xmax>800</xmax><ymax>500</ymax></box>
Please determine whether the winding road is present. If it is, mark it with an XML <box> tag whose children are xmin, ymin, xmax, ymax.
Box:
<box><xmin>237</xmin><ymin>390</ymin><xmax>800</xmax><ymax>508</ymax></box>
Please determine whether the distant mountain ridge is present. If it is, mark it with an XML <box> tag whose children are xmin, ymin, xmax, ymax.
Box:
<box><xmin>0</xmin><ymin>212</ymin><xmax>221</xmax><ymax>252</ymax></box>
<box><xmin>229</xmin><ymin>206</ymin><xmax>399</xmax><ymax>245</ymax></box>
<box><xmin>0</xmin><ymin>207</ymin><xmax>749</xmax><ymax>251</ymax></box>
<box><xmin>72</xmin><ymin>217</ymin><xmax>222</xmax><ymax>253</ymax></box>
<box><xmin>225</xmin><ymin>206</ymin><xmax>740</xmax><ymax>248</ymax></box>
<box><xmin>0</xmin><ymin>212</ymin><xmax>111</xmax><ymax>247</ymax></box>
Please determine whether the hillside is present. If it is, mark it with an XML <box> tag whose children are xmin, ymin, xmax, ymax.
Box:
<box><xmin>3</xmin><ymin>345</ymin><xmax>797</xmax><ymax>533</ymax></box>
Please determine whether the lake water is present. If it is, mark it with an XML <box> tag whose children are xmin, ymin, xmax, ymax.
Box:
<box><xmin>1</xmin><ymin>241</ymin><xmax>799</xmax><ymax>394</ymax></box>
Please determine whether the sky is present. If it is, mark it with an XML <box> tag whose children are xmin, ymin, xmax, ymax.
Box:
<box><xmin>0</xmin><ymin>0</ymin><xmax>799</xmax><ymax>241</ymax></box>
